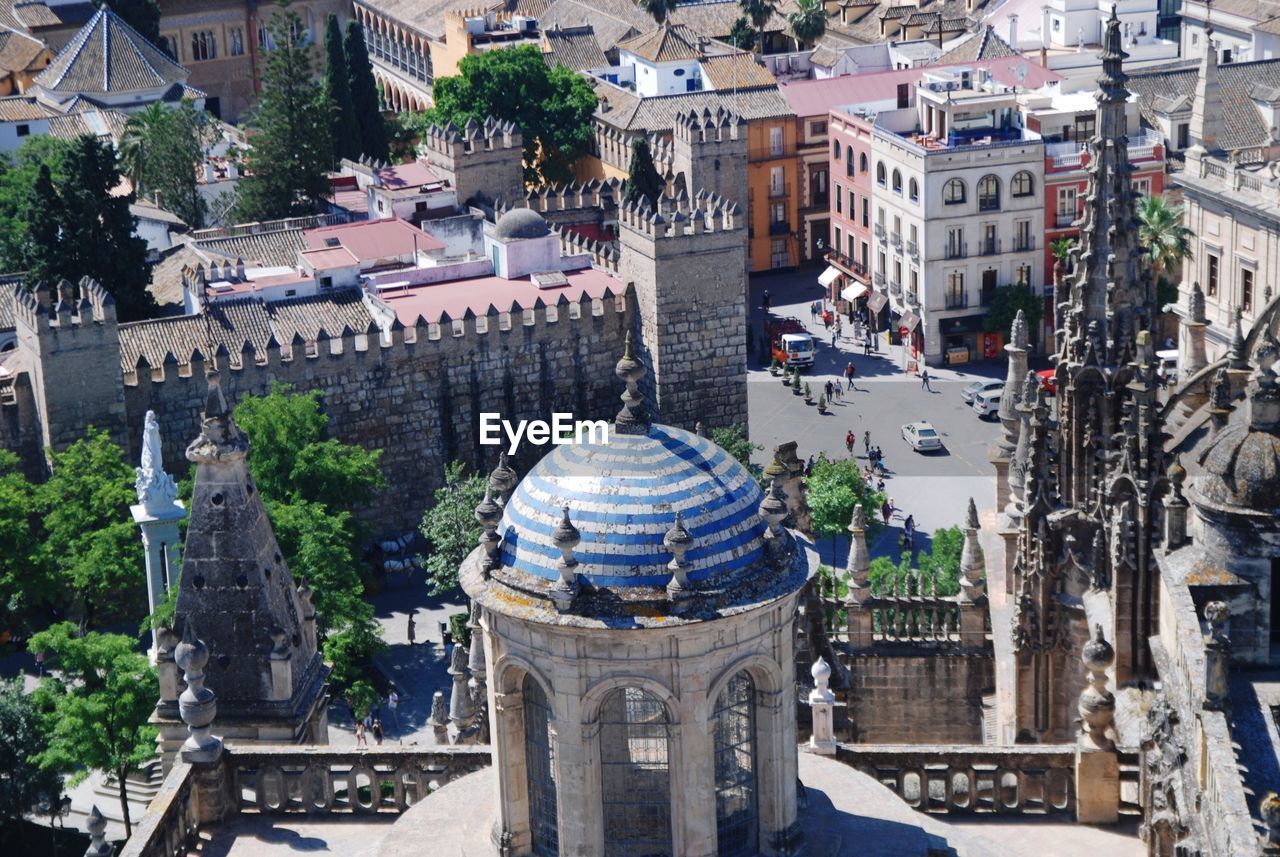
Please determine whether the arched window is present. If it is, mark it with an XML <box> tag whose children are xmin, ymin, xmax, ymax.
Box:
<box><xmin>832</xmin><ymin>139</ymin><xmax>841</xmax><ymax>159</ymax></box>
<box><xmin>943</xmin><ymin>178</ymin><xmax>966</xmax><ymax>205</ymax></box>
<box><xmin>714</xmin><ymin>672</ymin><xmax>758</xmax><ymax>857</ymax></box>
<box><xmin>524</xmin><ymin>675</ymin><xmax>558</xmax><ymax>856</ymax></box>
<box><xmin>1011</xmin><ymin>170</ymin><xmax>1034</xmax><ymax>197</ymax></box>
<box><xmin>978</xmin><ymin>174</ymin><xmax>1000</xmax><ymax>211</ymax></box>
<box><xmin>909</xmin><ymin>177</ymin><xmax>919</xmax><ymax>202</ymax></box>
<box><xmin>601</xmin><ymin>688</ymin><xmax>672</xmax><ymax>855</ymax></box>
<box><xmin>845</xmin><ymin>147</ymin><xmax>854</xmax><ymax>177</ymax></box>
<box><xmin>876</xmin><ymin>162</ymin><xmax>886</xmax><ymax>186</ymax></box>
<box><xmin>859</xmin><ymin>152</ymin><xmax>868</xmax><ymax>173</ymax></box>
<box><xmin>891</xmin><ymin>169</ymin><xmax>902</xmax><ymax>193</ymax></box>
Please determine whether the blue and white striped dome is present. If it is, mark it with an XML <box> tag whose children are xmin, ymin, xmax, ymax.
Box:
<box><xmin>498</xmin><ymin>424</ymin><xmax>767</xmax><ymax>587</ymax></box>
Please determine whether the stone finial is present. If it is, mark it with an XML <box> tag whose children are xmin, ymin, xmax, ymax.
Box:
<box><xmin>807</xmin><ymin>657</ymin><xmax>837</xmax><ymax>755</ymax></box>
<box><xmin>84</xmin><ymin>805</ymin><xmax>112</xmax><ymax>857</ymax></box>
<box><xmin>1010</xmin><ymin>309</ymin><xmax>1028</xmax><ymax>350</ymax></box>
<box><xmin>488</xmin><ymin>452</ymin><xmax>518</xmax><ymax>506</ymax></box>
<box><xmin>844</xmin><ymin>505</ymin><xmax>870</xmax><ymax>604</ymax></box>
<box><xmin>1261</xmin><ymin>792</ymin><xmax>1280</xmax><ymax>850</ymax></box>
<box><xmin>467</xmin><ymin>601</ymin><xmax>487</xmax><ymax>694</ymax></box>
<box><xmin>1164</xmin><ymin>455</ymin><xmax>1190</xmax><ymax>550</ymax></box>
<box><xmin>549</xmin><ymin>506</ymin><xmax>580</xmax><ymax>612</ymax></box>
<box><xmin>1135</xmin><ymin>329</ymin><xmax>1154</xmax><ymax>367</ymax></box>
<box><xmin>958</xmin><ymin>498</ymin><xmax>986</xmax><ymax>602</ymax></box>
<box><xmin>694</xmin><ymin>421</ymin><xmax>707</xmax><ymax>438</ymax></box>
<box><xmin>430</xmin><ymin>690</ymin><xmax>448</xmax><ymax>729</ymax></box>
<box><xmin>186</xmin><ymin>369</ymin><xmax>248</xmax><ymax>464</ymax></box>
<box><xmin>614</xmin><ymin>331</ymin><xmax>650</xmax><ymax>435</ymax></box>
<box><xmin>1079</xmin><ymin>624</ymin><xmax>1116</xmax><ymax>751</ymax></box>
<box><xmin>175</xmin><ymin>620</ymin><xmax>222</xmax><ymax>762</ymax></box>
<box><xmin>665</xmin><ymin>510</ymin><xmax>694</xmax><ymax>605</ymax></box>
<box><xmin>1229</xmin><ymin>307</ymin><xmax>1248</xmax><ymax>370</ymax></box>
<box><xmin>1189</xmin><ymin>281</ymin><xmax>1207</xmax><ymax>323</ymax></box>
<box><xmin>475</xmin><ymin>486</ymin><xmax>503</xmax><ymax>574</ymax></box>
<box><xmin>762</xmin><ymin>446</ymin><xmax>787</xmax><ymax>487</ymax></box>
<box><xmin>1203</xmin><ymin>601</ymin><xmax>1231</xmax><ymax>711</ymax></box>
<box><xmin>448</xmin><ymin>641</ymin><xmax>475</xmax><ymax>729</ymax></box>
<box><xmin>1209</xmin><ymin>365</ymin><xmax>1234</xmax><ymax>430</ymax></box>
<box><xmin>135</xmin><ymin>410</ymin><xmax>178</xmax><ymax>513</ymax></box>
<box><xmin>1248</xmin><ymin>327</ymin><xmax>1280</xmax><ymax>433</ymax></box>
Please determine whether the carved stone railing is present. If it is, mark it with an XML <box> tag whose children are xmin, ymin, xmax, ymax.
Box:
<box><xmin>117</xmin><ymin>761</ymin><xmax>201</xmax><ymax>857</ymax></box>
<box><xmin>834</xmin><ymin>744</ymin><xmax>1076</xmax><ymax>815</ymax></box>
<box><xmin>230</xmin><ymin>746</ymin><xmax>492</xmax><ymax>815</ymax></box>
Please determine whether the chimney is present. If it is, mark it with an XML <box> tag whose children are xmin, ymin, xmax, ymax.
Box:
<box><xmin>1008</xmin><ymin>13</ymin><xmax>1018</xmax><ymax>47</ymax></box>
<box><xmin>1041</xmin><ymin>6</ymin><xmax>1051</xmax><ymax>48</ymax></box>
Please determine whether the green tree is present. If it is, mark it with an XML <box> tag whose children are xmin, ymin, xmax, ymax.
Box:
<box><xmin>235</xmin><ymin>10</ymin><xmax>334</xmax><ymax>221</ymax></box>
<box><xmin>624</xmin><ymin>138</ymin><xmax>663</xmax><ymax>207</ymax></box>
<box><xmin>419</xmin><ymin>461</ymin><xmax>487</xmax><ymax>594</ymax></box>
<box><xmin>982</xmin><ymin>284</ymin><xmax>1043</xmax><ymax>345</ymax></box>
<box><xmin>120</xmin><ymin>103</ymin><xmax>211</xmax><ymax>228</ymax></box>
<box><xmin>424</xmin><ymin>45</ymin><xmax>597</xmax><ymax>185</ymax></box>
<box><xmin>1137</xmin><ymin>194</ymin><xmax>1192</xmax><ymax>308</ymax></box>
<box><xmin>21</xmin><ymin>164</ymin><xmax>60</xmax><ymax>286</ymax></box>
<box><xmin>35</xmin><ymin>430</ymin><xmax>143</xmax><ymax>628</ymax></box>
<box><xmin>233</xmin><ymin>384</ymin><xmax>386</xmax><ymax>690</ymax></box>
<box><xmin>1049</xmin><ymin>236</ymin><xmax>1075</xmax><ymax>273</ymax></box>
<box><xmin>323</xmin><ymin>14</ymin><xmax>360</xmax><ymax>163</ymax></box>
<box><xmin>739</xmin><ymin>0</ymin><xmax>778</xmax><ymax>52</ymax></box>
<box><xmin>869</xmin><ymin>524</ymin><xmax>964</xmax><ymax>595</ymax></box>
<box><xmin>93</xmin><ymin>0</ymin><xmax>161</xmax><ymax>46</ymax></box>
<box><xmin>0</xmin><ymin>677</ymin><xmax>62</xmax><ymax>834</ymax></box>
<box><xmin>0</xmin><ymin>452</ymin><xmax>38</xmax><ymax>636</ymax></box>
<box><xmin>710</xmin><ymin>423</ymin><xmax>763</xmax><ymax>483</ymax></box>
<box><xmin>345</xmin><ymin>20</ymin><xmax>390</xmax><ymax>162</ymax></box>
<box><xmin>635</xmin><ymin>0</ymin><xmax>678</xmax><ymax>25</ymax></box>
<box><xmin>28</xmin><ymin>624</ymin><xmax>157</xmax><ymax>838</ymax></box>
<box><xmin>728</xmin><ymin>16</ymin><xmax>758</xmax><ymax>50</ymax></box>
<box><xmin>787</xmin><ymin>0</ymin><xmax>828</xmax><ymax>46</ymax></box>
<box><xmin>806</xmin><ymin>454</ymin><xmax>883</xmax><ymax>558</ymax></box>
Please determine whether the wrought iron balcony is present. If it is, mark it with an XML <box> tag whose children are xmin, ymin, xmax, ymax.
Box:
<box><xmin>978</xmin><ymin>238</ymin><xmax>1001</xmax><ymax>256</ymax></box>
<box><xmin>769</xmin><ymin>182</ymin><xmax>791</xmax><ymax>199</ymax></box>
<box><xmin>945</xmin><ymin>291</ymin><xmax>969</xmax><ymax>310</ymax></box>
<box><xmin>889</xmin><ymin>279</ymin><xmax>902</xmax><ymax>298</ymax></box>
<box><xmin>944</xmin><ymin>242</ymin><xmax>967</xmax><ymax>260</ymax></box>
<box><xmin>1055</xmin><ymin>211</ymin><xmax>1078</xmax><ymax>228</ymax></box>
<box><xmin>873</xmin><ymin>223</ymin><xmax>886</xmax><ymax>239</ymax></box>
<box><xmin>890</xmin><ymin>232</ymin><xmax>902</xmax><ymax>248</ymax></box>
<box><xmin>874</xmin><ymin>270</ymin><xmax>886</xmax><ymax>286</ymax></box>
<box><xmin>906</xmin><ymin>240</ymin><xmax>919</xmax><ymax>258</ymax></box>
<box><xmin>768</xmin><ymin>220</ymin><xmax>791</xmax><ymax>236</ymax></box>
<box><xmin>1013</xmin><ymin>236</ymin><xmax>1035</xmax><ymax>252</ymax></box>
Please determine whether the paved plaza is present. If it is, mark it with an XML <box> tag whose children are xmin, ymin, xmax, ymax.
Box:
<box><xmin>750</xmin><ymin>270</ymin><xmax>1011</xmax><ymax>566</ymax></box>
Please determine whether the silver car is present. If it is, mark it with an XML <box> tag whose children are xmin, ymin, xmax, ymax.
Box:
<box><xmin>961</xmin><ymin>379</ymin><xmax>1003</xmax><ymax>403</ymax></box>
<box><xmin>972</xmin><ymin>389</ymin><xmax>1002</xmax><ymax>419</ymax></box>
<box><xmin>901</xmin><ymin>421</ymin><xmax>943</xmax><ymax>452</ymax></box>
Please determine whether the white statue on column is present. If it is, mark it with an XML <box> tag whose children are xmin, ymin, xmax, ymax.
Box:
<box><xmin>131</xmin><ymin>410</ymin><xmax>186</xmax><ymax>661</ymax></box>
<box><xmin>136</xmin><ymin>410</ymin><xmax>178</xmax><ymax>514</ymax></box>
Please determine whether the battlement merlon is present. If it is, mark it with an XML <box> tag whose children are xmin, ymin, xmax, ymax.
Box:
<box><xmin>616</xmin><ymin>194</ymin><xmax>743</xmax><ymax>239</ymax></box>
<box><xmin>10</xmin><ymin>277</ymin><xmax>117</xmax><ymax>338</ymax></box>
<box><xmin>673</xmin><ymin>107</ymin><xmax>746</xmax><ymax>144</ymax></box>
<box><xmin>420</xmin><ymin>116</ymin><xmax>522</xmax><ymax>158</ymax></box>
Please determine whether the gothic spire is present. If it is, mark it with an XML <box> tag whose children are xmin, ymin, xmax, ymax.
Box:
<box><xmin>1188</xmin><ymin>3</ymin><xmax>1224</xmax><ymax>155</ymax></box>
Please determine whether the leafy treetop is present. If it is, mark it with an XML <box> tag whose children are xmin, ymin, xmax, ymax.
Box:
<box><xmin>419</xmin><ymin>460</ymin><xmax>487</xmax><ymax>595</ymax></box>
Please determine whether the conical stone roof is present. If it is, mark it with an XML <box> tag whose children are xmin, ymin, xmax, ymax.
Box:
<box><xmin>35</xmin><ymin>7</ymin><xmax>188</xmax><ymax>96</ymax></box>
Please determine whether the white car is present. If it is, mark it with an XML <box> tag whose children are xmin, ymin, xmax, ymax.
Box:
<box><xmin>961</xmin><ymin>379</ymin><xmax>1003</xmax><ymax>404</ymax></box>
<box><xmin>972</xmin><ymin>389</ymin><xmax>1002</xmax><ymax>419</ymax></box>
<box><xmin>901</xmin><ymin>421</ymin><xmax>943</xmax><ymax>452</ymax></box>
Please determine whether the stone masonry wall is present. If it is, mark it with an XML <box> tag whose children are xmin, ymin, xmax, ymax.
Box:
<box><xmin>120</xmin><ymin>296</ymin><xmax>634</xmax><ymax>532</ymax></box>
<box><xmin>841</xmin><ymin>652</ymin><xmax>994</xmax><ymax>744</ymax></box>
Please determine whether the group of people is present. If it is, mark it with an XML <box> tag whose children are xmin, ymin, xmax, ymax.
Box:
<box><xmin>354</xmin><ymin>687</ymin><xmax>401</xmax><ymax>749</ymax></box>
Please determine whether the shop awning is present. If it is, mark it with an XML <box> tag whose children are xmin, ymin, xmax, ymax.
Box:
<box><xmin>867</xmin><ymin>292</ymin><xmax>888</xmax><ymax>314</ymax></box>
<box><xmin>818</xmin><ymin>266</ymin><xmax>842</xmax><ymax>287</ymax></box>
<box><xmin>898</xmin><ymin>311</ymin><xmax>921</xmax><ymax>332</ymax></box>
<box><xmin>840</xmin><ymin>282</ymin><xmax>868</xmax><ymax>301</ymax></box>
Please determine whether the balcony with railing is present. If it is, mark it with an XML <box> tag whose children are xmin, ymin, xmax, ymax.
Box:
<box><xmin>889</xmin><ymin>279</ymin><xmax>902</xmax><ymax>298</ymax></box>
<box><xmin>905</xmin><ymin>286</ymin><xmax>919</xmax><ymax>306</ymax></box>
<box><xmin>890</xmin><ymin>231</ymin><xmax>902</xmax><ymax>248</ymax></box>
<box><xmin>977</xmin><ymin>237</ymin><xmax>1000</xmax><ymax>256</ymax></box>
<box><xmin>873</xmin><ymin>223</ymin><xmax>886</xmax><ymax>239</ymax></box>
<box><xmin>1013</xmin><ymin>235</ymin><xmax>1035</xmax><ymax>252</ymax></box>
<box><xmin>769</xmin><ymin>182</ymin><xmax>791</xmax><ymax>199</ymax></box>
<box><xmin>1045</xmin><ymin>132</ymin><xmax>1162</xmax><ymax>171</ymax></box>
<box><xmin>945</xmin><ymin>290</ymin><xmax>969</xmax><ymax>310</ymax></box>
<box><xmin>1054</xmin><ymin>211</ymin><xmax>1078</xmax><ymax>228</ymax></box>
<box><xmin>944</xmin><ymin>242</ymin><xmax>967</xmax><ymax>260</ymax></box>
<box><xmin>811</xmin><ymin>191</ymin><xmax>829</xmax><ymax>208</ymax></box>
<box><xmin>906</xmin><ymin>240</ymin><xmax>918</xmax><ymax>258</ymax></box>
<box><xmin>827</xmin><ymin>249</ymin><xmax>869</xmax><ymax>281</ymax></box>
<box><xmin>873</xmin><ymin>270</ymin><xmax>886</xmax><ymax>286</ymax></box>
<box><xmin>769</xmin><ymin>220</ymin><xmax>791</xmax><ymax>236</ymax></box>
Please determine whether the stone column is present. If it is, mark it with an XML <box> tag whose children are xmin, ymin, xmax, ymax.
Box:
<box><xmin>844</xmin><ymin>505</ymin><xmax>874</xmax><ymax>648</ymax></box>
<box><xmin>807</xmin><ymin>657</ymin><xmax>837</xmax><ymax>755</ymax></box>
<box><xmin>678</xmin><ymin>700</ymin><xmax>718</xmax><ymax>857</ymax></box>
<box><xmin>1075</xmin><ymin>625</ymin><xmax>1119</xmax><ymax>824</ymax></box>
<box><xmin>1163</xmin><ymin>457</ymin><xmax>1189</xmax><ymax>552</ymax></box>
<box><xmin>489</xmin><ymin>680</ymin><xmax>531</xmax><ymax>856</ymax></box>
<box><xmin>130</xmin><ymin>411</ymin><xmax>185</xmax><ymax>660</ymax></box>
<box><xmin>957</xmin><ymin>498</ymin><xmax>988</xmax><ymax>647</ymax></box>
<box><xmin>1203</xmin><ymin>601</ymin><xmax>1231</xmax><ymax>711</ymax></box>
<box><xmin>992</xmin><ymin>310</ymin><xmax>1029</xmax><ymax>510</ymax></box>
<box><xmin>1178</xmin><ymin>282</ymin><xmax>1210</xmax><ymax>378</ymax></box>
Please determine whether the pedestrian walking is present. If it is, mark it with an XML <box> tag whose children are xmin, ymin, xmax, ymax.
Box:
<box><xmin>881</xmin><ymin>499</ymin><xmax>892</xmax><ymax>525</ymax></box>
<box><xmin>904</xmin><ymin>514</ymin><xmax>916</xmax><ymax>540</ymax></box>
<box><xmin>831</xmin><ymin>328</ymin><xmax>837</xmax><ymax>348</ymax></box>
<box><xmin>864</xmin><ymin>338</ymin><xmax>872</xmax><ymax>356</ymax></box>
<box><xmin>355</xmin><ymin>719</ymin><xmax>368</xmax><ymax>749</ymax></box>
<box><xmin>864</xmin><ymin>430</ymin><xmax>871</xmax><ymax>451</ymax></box>
<box><xmin>845</xmin><ymin>430</ymin><xmax>855</xmax><ymax>455</ymax></box>
<box><xmin>811</xmin><ymin>300</ymin><xmax>819</xmax><ymax>321</ymax></box>
<box><xmin>406</xmin><ymin>613</ymin><xmax>416</xmax><ymax>645</ymax></box>
<box><xmin>762</xmin><ymin>290</ymin><xmax>771</xmax><ymax>312</ymax></box>
<box><xmin>805</xmin><ymin>454</ymin><xmax>815</xmax><ymax>477</ymax></box>
<box><xmin>34</xmin><ymin>650</ymin><xmax>45</xmax><ymax>678</ymax></box>
<box><xmin>844</xmin><ymin>362</ymin><xmax>855</xmax><ymax>390</ymax></box>
<box><xmin>832</xmin><ymin>381</ymin><xmax>841</xmax><ymax>403</ymax></box>
<box><xmin>824</xmin><ymin>380</ymin><xmax>834</xmax><ymax>401</ymax></box>
<box><xmin>920</xmin><ymin>368</ymin><xmax>931</xmax><ymax>391</ymax></box>
<box><xmin>388</xmin><ymin>688</ymin><xmax>400</xmax><ymax>731</ymax></box>
<box><xmin>372</xmin><ymin>718</ymin><xmax>384</xmax><ymax>745</ymax></box>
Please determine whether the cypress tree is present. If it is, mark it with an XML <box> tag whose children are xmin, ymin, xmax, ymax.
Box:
<box><xmin>344</xmin><ymin>20</ymin><xmax>389</xmax><ymax>162</ymax></box>
<box><xmin>323</xmin><ymin>14</ymin><xmax>359</xmax><ymax>163</ymax></box>
<box><xmin>22</xmin><ymin>164</ymin><xmax>61</xmax><ymax>287</ymax></box>
<box><xmin>623</xmin><ymin>138</ymin><xmax>663</xmax><ymax>207</ymax></box>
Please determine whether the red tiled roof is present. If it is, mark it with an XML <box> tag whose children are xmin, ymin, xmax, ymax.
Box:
<box><xmin>304</xmin><ymin>218</ymin><xmax>444</xmax><ymax>260</ymax></box>
<box><xmin>376</xmin><ymin>160</ymin><xmax>444</xmax><ymax>190</ymax></box>
<box><xmin>779</xmin><ymin>58</ymin><xmax>1062</xmax><ymax>118</ymax></box>
<box><xmin>376</xmin><ymin>266</ymin><xmax>619</xmax><ymax>324</ymax></box>
<box><xmin>300</xmin><ymin>246</ymin><xmax>360</xmax><ymax>269</ymax></box>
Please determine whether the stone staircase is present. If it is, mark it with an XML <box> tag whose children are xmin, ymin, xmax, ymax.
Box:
<box><xmin>63</xmin><ymin>760</ymin><xmax>165</xmax><ymax>841</ymax></box>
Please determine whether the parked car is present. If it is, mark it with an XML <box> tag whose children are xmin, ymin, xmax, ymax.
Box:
<box><xmin>1036</xmin><ymin>369</ymin><xmax>1057</xmax><ymax>396</ymax></box>
<box><xmin>972</xmin><ymin>389</ymin><xmax>1002</xmax><ymax>419</ymax></box>
<box><xmin>961</xmin><ymin>379</ymin><xmax>1003</xmax><ymax>404</ymax></box>
<box><xmin>901</xmin><ymin>421</ymin><xmax>943</xmax><ymax>452</ymax></box>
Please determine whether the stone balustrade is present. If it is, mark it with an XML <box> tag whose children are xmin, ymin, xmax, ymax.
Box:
<box><xmin>117</xmin><ymin>746</ymin><xmax>493</xmax><ymax>857</ymax></box>
<box><xmin>834</xmin><ymin>744</ymin><xmax>1076</xmax><ymax>815</ymax></box>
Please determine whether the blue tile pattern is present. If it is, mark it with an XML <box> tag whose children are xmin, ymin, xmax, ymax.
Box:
<box><xmin>498</xmin><ymin>424</ymin><xmax>767</xmax><ymax>587</ymax></box>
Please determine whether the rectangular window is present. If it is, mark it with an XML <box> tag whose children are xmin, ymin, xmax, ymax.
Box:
<box><xmin>810</xmin><ymin>120</ymin><xmax>827</xmax><ymax>136</ymax></box>
<box><xmin>1206</xmin><ymin>254</ymin><xmax>1219</xmax><ymax>297</ymax></box>
<box><xmin>229</xmin><ymin>27</ymin><xmax>245</xmax><ymax>56</ymax></box>
<box><xmin>1177</xmin><ymin>123</ymin><xmax>1190</xmax><ymax>149</ymax></box>
<box><xmin>848</xmin><ymin>189</ymin><xmax>854</xmax><ymax>218</ymax></box>
<box><xmin>769</xmin><ymin>166</ymin><xmax>784</xmax><ymax>196</ymax></box>
<box><xmin>848</xmin><ymin>233</ymin><xmax>855</xmax><ymax>260</ymax></box>
<box><xmin>893</xmin><ymin>258</ymin><xmax>902</xmax><ymax>285</ymax></box>
<box><xmin>1015</xmin><ymin>219</ymin><xmax>1032</xmax><ymax>251</ymax></box>
<box><xmin>16</xmin><ymin>124</ymin><xmax>28</xmax><ymax>137</ymax></box>
<box><xmin>1016</xmin><ymin>264</ymin><xmax>1031</xmax><ymax>287</ymax></box>
<box><xmin>909</xmin><ymin>224</ymin><xmax>918</xmax><ymax>243</ymax></box>
<box><xmin>834</xmin><ymin>225</ymin><xmax>841</xmax><ymax>252</ymax></box>
<box><xmin>835</xmin><ymin>185</ymin><xmax>842</xmax><ymax>214</ymax></box>
<box><xmin>947</xmin><ymin>226</ymin><xmax>964</xmax><ymax>257</ymax></box>
<box><xmin>770</xmin><ymin>203</ymin><xmax>786</xmax><ymax>223</ymax></box>
<box><xmin>1133</xmin><ymin>178</ymin><xmax>1151</xmax><ymax>196</ymax></box>
<box><xmin>769</xmin><ymin>126</ymin><xmax>784</xmax><ymax>156</ymax></box>
<box><xmin>877</xmin><ymin>250</ymin><xmax>886</xmax><ymax>274</ymax></box>
<box><xmin>877</xmin><ymin>206</ymin><xmax>885</xmax><ymax>227</ymax></box>
<box><xmin>191</xmin><ymin>30</ymin><xmax>217</xmax><ymax>61</ymax></box>
<box><xmin>1242</xmin><ymin>266</ymin><xmax>1254</xmax><ymax>312</ymax></box>
<box><xmin>910</xmin><ymin>268</ymin><xmax>918</xmax><ymax>292</ymax></box>
<box><xmin>861</xmin><ymin>197</ymin><xmax>869</xmax><ymax>228</ymax></box>
<box><xmin>1057</xmin><ymin>186</ymin><xmax>1077</xmax><ymax>226</ymax></box>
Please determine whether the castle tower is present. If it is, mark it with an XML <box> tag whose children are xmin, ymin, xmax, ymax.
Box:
<box><xmin>672</xmin><ymin>108</ymin><xmax>748</xmax><ymax>213</ymax></box>
<box><xmin>1006</xmin><ymin>8</ymin><xmax>1165</xmax><ymax>742</ymax></box>
<box><xmin>420</xmin><ymin>115</ymin><xmax>524</xmax><ymax>205</ymax></box>
<box><xmin>619</xmin><ymin>193</ymin><xmax>748</xmax><ymax>429</ymax></box>
<box><xmin>152</xmin><ymin>371</ymin><xmax>328</xmax><ymax>766</ymax></box>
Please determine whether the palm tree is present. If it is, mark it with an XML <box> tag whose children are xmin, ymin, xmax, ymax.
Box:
<box><xmin>1049</xmin><ymin>236</ymin><xmax>1076</xmax><ymax>278</ymax></box>
<box><xmin>118</xmin><ymin>102</ymin><xmax>167</xmax><ymax>196</ymax></box>
<box><xmin>1136</xmin><ymin>194</ymin><xmax>1192</xmax><ymax>285</ymax></box>
<box><xmin>787</xmin><ymin>0</ymin><xmax>828</xmax><ymax>48</ymax></box>
<box><xmin>635</xmin><ymin>0</ymin><xmax>678</xmax><ymax>25</ymax></box>
<box><xmin>739</xmin><ymin>0</ymin><xmax>777</xmax><ymax>53</ymax></box>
